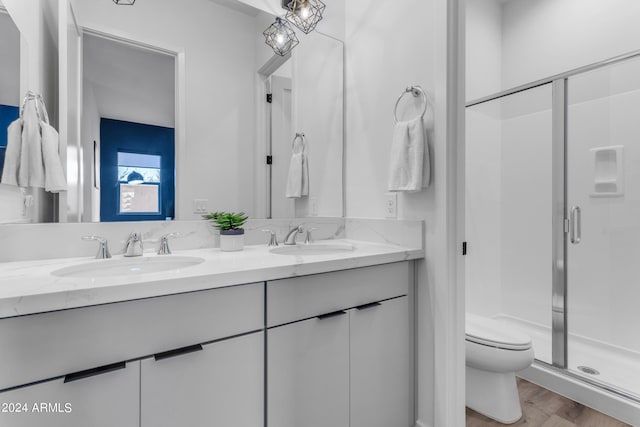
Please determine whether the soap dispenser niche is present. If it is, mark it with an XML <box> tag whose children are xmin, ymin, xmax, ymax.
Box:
<box><xmin>591</xmin><ymin>145</ymin><xmax>623</xmax><ymax>197</ymax></box>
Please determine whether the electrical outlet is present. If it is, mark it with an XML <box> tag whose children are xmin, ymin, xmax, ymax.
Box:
<box><xmin>384</xmin><ymin>193</ymin><xmax>397</xmax><ymax>218</ymax></box>
<box><xmin>193</xmin><ymin>199</ymin><xmax>209</xmax><ymax>214</ymax></box>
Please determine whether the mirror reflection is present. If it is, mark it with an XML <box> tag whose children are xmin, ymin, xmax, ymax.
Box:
<box><xmin>0</xmin><ymin>4</ymin><xmax>22</xmax><ymax>224</ymax></box>
<box><xmin>0</xmin><ymin>0</ymin><xmax>344</xmax><ymax>224</ymax></box>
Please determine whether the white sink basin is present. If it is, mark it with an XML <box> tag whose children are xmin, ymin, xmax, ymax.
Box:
<box><xmin>270</xmin><ymin>242</ymin><xmax>355</xmax><ymax>256</ymax></box>
<box><xmin>52</xmin><ymin>256</ymin><xmax>205</xmax><ymax>278</ymax></box>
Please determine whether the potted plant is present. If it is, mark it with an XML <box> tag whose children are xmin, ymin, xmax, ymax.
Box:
<box><xmin>203</xmin><ymin>211</ymin><xmax>249</xmax><ymax>252</ymax></box>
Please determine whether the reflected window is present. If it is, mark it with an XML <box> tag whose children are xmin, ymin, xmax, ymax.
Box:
<box><xmin>100</xmin><ymin>118</ymin><xmax>175</xmax><ymax>222</ymax></box>
<box><xmin>117</xmin><ymin>152</ymin><xmax>161</xmax><ymax>214</ymax></box>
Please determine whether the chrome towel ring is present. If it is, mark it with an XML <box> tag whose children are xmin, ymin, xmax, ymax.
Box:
<box><xmin>292</xmin><ymin>132</ymin><xmax>306</xmax><ymax>150</ymax></box>
<box><xmin>394</xmin><ymin>85</ymin><xmax>427</xmax><ymax>123</ymax></box>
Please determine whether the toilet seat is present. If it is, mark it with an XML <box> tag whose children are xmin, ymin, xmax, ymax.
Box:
<box><xmin>466</xmin><ymin>313</ymin><xmax>532</xmax><ymax>351</ymax></box>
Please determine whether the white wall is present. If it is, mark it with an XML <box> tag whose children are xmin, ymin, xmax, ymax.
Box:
<box><xmin>502</xmin><ymin>0</ymin><xmax>640</xmax><ymax>90</ymax></box>
<box><xmin>0</xmin><ymin>11</ymin><xmax>20</xmax><ymax>106</ymax></box>
<box><xmin>81</xmin><ymin>81</ymin><xmax>100</xmax><ymax>222</ymax></box>
<box><xmin>345</xmin><ymin>0</ymin><xmax>462</xmax><ymax>425</ymax></box>
<box><xmin>74</xmin><ymin>0</ymin><xmax>258</xmax><ymax>219</ymax></box>
<box><xmin>83</xmin><ymin>34</ymin><xmax>175</xmax><ymax>129</ymax></box>
<box><xmin>465</xmin><ymin>0</ymin><xmax>502</xmax><ymax>101</ymax></box>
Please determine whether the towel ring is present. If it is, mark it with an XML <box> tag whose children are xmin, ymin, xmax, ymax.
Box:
<box><xmin>292</xmin><ymin>132</ymin><xmax>306</xmax><ymax>150</ymax></box>
<box><xmin>19</xmin><ymin>91</ymin><xmax>48</xmax><ymax>123</ymax></box>
<box><xmin>394</xmin><ymin>85</ymin><xmax>427</xmax><ymax>123</ymax></box>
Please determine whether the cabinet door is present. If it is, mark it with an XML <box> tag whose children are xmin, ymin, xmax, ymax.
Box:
<box><xmin>0</xmin><ymin>361</ymin><xmax>139</xmax><ymax>427</ymax></box>
<box><xmin>350</xmin><ymin>297</ymin><xmax>411</xmax><ymax>427</ymax></box>
<box><xmin>141</xmin><ymin>331</ymin><xmax>263</xmax><ymax>427</ymax></box>
<box><xmin>268</xmin><ymin>312</ymin><xmax>349</xmax><ymax>427</ymax></box>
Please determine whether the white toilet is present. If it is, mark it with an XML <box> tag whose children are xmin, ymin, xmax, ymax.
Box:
<box><xmin>465</xmin><ymin>313</ymin><xmax>535</xmax><ymax>424</ymax></box>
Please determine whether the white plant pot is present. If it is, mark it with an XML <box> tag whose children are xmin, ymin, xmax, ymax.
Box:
<box><xmin>220</xmin><ymin>230</ymin><xmax>245</xmax><ymax>252</ymax></box>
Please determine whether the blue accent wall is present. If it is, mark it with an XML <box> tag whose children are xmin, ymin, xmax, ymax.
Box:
<box><xmin>100</xmin><ymin>118</ymin><xmax>175</xmax><ymax>222</ymax></box>
<box><xmin>0</xmin><ymin>105</ymin><xmax>20</xmax><ymax>175</ymax></box>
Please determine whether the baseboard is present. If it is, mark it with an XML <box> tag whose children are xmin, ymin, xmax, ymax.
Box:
<box><xmin>415</xmin><ymin>420</ymin><xmax>431</xmax><ymax>427</ymax></box>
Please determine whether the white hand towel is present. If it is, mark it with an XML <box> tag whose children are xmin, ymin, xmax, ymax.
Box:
<box><xmin>286</xmin><ymin>152</ymin><xmax>304</xmax><ymax>198</ymax></box>
<box><xmin>387</xmin><ymin>117</ymin><xmax>428</xmax><ymax>192</ymax></box>
<box><xmin>0</xmin><ymin>119</ymin><xmax>23</xmax><ymax>186</ymax></box>
<box><xmin>41</xmin><ymin>121</ymin><xmax>66</xmax><ymax>193</ymax></box>
<box><xmin>286</xmin><ymin>137</ymin><xmax>309</xmax><ymax>198</ymax></box>
<box><xmin>18</xmin><ymin>101</ymin><xmax>45</xmax><ymax>188</ymax></box>
<box><xmin>301</xmin><ymin>148</ymin><xmax>309</xmax><ymax>197</ymax></box>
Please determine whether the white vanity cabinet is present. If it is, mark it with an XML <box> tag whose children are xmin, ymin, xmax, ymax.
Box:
<box><xmin>266</xmin><ymin>262</ymin><xmax>413</xmax><ymax>427</ymax></box>
<box><xmin>350</xmin><ymin>296</ymin><xmax>411</xmax><ymax>427</ymax></box>
<box><xmin>140</xmin><ymin>332</ymin><xmax>264</xmax><ymax>427</ymax></box>
<box><xmin>0</xmin><ymin>282</ymin><xmax>264</xmax><ymax>427</ymax></box>
<box><xmin>268</xmin><ymin>311</ymin><xmax>350</xmax><ymax>427</ymax></box>
<box><xmin>0</xmin><ymin>361</ymin><xmax>140</xmax><ymax>427</ymax></box>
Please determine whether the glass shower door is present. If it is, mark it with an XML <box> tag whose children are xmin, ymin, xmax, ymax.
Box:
<box><xmin>465</xmin><ymin>83</ymin><xmax>555</xmax><ymax>365</ymax></box>
<box><xmin>566</xmin><ymin>56</ymin><xmax>640</xmax><ymax>399</ymax></box>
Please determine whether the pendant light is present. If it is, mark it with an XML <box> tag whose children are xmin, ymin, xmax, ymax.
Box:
<box><xmin>283</xmin><ymin>0</ymin><xmax>325</xmax><ymax>34</ymax></box>
<box><xmin>263</xmin><ymin>17</ymin><xmax>300</xmax><ymax>56</ymax></box>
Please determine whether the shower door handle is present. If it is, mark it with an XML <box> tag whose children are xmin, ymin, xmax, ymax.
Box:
<box><xmin>570</xmin><ymin>206</ymin><xmax>581</xmax><ymax>244</ymax></box>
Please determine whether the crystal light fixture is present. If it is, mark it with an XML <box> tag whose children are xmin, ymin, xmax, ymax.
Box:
<box><xmin>263</xmin><ymin>17</ymin><xmax>299</xmax><ymax>56</ymax></box>
<box><xmin>113</xmin><ymin>0</ymin><xmax>136</xmax><ymax>4</ymax></box>
<box><xmin>283</xmin><ymin>0</ymin><xmax>326</xmax><ymax>34</ymax></box>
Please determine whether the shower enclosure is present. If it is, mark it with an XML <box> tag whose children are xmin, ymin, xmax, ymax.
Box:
<box><xmin>465</xmin><ymin>51</ymin><xmax>640</xmax><ymax>418</ymax></box>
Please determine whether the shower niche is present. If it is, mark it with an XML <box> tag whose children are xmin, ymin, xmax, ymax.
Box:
<box><xmin>590</xmin><ymin>145</ymin><xmax>624</xmax><ymax>197</ymax></box>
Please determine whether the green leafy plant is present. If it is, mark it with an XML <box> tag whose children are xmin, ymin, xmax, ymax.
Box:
<box><xmin>203</xmin><ymin>211</ymin><xmax>248</xmax><ymax>231</ymax></box>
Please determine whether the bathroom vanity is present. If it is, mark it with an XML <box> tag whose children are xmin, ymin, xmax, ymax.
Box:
<box><xmin>0</xmin><ymin>240</ymin><xmax>421</xmax><ymax>427</ymax></box>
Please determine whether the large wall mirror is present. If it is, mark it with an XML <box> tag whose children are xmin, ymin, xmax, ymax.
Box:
<box><xmin>30</xmin><ymin>0</ymin><xmax>342</xmax><ymax>225</ymax></box>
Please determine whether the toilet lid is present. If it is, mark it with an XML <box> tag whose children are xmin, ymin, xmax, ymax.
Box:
<box><xmin>465</xmin><ymin>313</ymin><xmax>532</xmax><ymax>351</ymax></box>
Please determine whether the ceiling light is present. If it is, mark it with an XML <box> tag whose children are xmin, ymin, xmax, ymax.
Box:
<box><xmin>263</xmin><ymin>17</ymin><xmax>299</xmax><ymax>56</ymax></box>
<box><xmin>113</xmin><ymin>0</ymin><xmax>136</xmax><ymax>5</ymax></box>
<box><xmin>283</xmin><ymin>0</ymin><xmax>325</xmax><ymax>34</ymax></box>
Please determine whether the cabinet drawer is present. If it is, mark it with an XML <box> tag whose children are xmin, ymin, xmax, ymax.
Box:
<box><xmin>0</xmin><ymin>283</ymin><xmax>263</xmax><ymax>390</ymax></box>
<box><xmin>0</xmin><ymin>361</ymin><xmax>140</xmax><ymax>427</ymax></box>
<box><xmin>267</xmin><ymin>262</ymin><xmax>409</xmax><ymax>327</ymax></box>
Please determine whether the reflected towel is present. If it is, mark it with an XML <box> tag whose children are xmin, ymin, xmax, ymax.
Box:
<box><xmin>41</xmin><ymin>122</ymin><xmax>66</xmax><ymax>193</ymax></box>
<box><xmin>387</xmin><ymin>117</ymin><xmax>428</xmax><ymax>192</ymax></box>
<box><xmin>285</xmin><ymin>138</ymin><xmax>309</xmax><ymax>198</ymax></box>
<box><xmin>0</xmin><ymin>119</ymin><xmax>23</xmax><ymax>186</ymax></box>
<box><xmin>1</xmin><ymin>96</ymin><xmax>66</xmax><ymax>192</ymax></box>
<box><xmin>18</xmin><ymin>101</ymin><xmax>45</xmax><ymax>188</ymax></box>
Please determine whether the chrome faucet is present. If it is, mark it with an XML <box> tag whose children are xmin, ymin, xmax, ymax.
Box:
<box><xmin>157</xmin><ymin>232</ymin><xmax>179</xmax><ymax>255</ymax></box>
<box><xmin>262</xmin><ymin>229</ymin><xmax>279</xmax><ymax>247</ymax></box>
<box><xmin>82</xmin><ymin>235</ymin><xmax>111</xmax><ymax>259</ymax></box>
<box><xmin>283</xmin><ymin>225</ymin><xmax>304</xmax><ymax>245</ymax></box>
<box><xmin>124</xmin><ymin>232</ymin><xmax>144</xmax><ymax>257</ymax></box>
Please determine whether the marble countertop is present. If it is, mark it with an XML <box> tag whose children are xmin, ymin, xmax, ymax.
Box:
<box><xmin>0</xmin><ymin>239</ymin><xmax>423</xmax><ymax>319</ymax></box>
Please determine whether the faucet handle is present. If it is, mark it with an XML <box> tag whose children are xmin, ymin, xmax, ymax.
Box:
<box><xmin>304</xmin><ymin>228</ymin><xmax>317</xmax><ymax>244</ymax></box>
<box><xmin>262</xmin><ymin>229</ymin><xmax>279</xmax><ymax>247</ymax></box>
<box><xmin>82</xmin><ymin>235</ymin><xmax>111</xmax><ymax>259</ymax></box>
<box><xmin>158</xmin><ymin>232</ymin><xmax>179</xmax><ymax>255</ymax></box>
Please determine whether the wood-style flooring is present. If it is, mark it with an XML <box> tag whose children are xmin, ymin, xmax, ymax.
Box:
<box><xmin>466</xmin><ymin>378</ymin><xmax>632</xmax><ymax>427</ymax></box>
